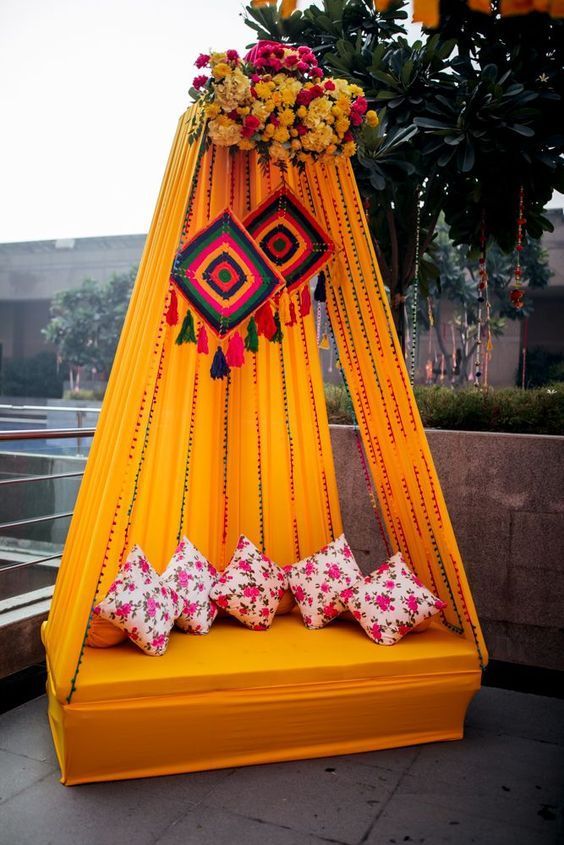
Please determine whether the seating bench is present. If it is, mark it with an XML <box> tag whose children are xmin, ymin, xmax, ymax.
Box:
<box><xmin>46</xmin><ymin>614</ymin><xmax>481</xmax><ymax>785</ymax></box>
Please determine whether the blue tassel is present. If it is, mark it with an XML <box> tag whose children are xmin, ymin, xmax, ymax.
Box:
<box><xmin>210</xmin><ymin>346</ymin><xmax>230</xmax><ymax>380</ymax></box>
<box><xmin>314</xmin><ymin>270</ymin><xmax>326</xmax><ymax>302</ymax></box>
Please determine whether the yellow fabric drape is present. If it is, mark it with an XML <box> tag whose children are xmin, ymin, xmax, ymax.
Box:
<box><xmin>44</xmin><ymin>105</ymin><xmax>486</xmax><ymax>707</ymax></box>
<box><xmin>44</xmin><ymin>108</ymin><xmax>342</xmax><ymax>702</ymax></box>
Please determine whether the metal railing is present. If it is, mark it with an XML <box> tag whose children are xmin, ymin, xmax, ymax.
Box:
<box><xmin>0</xmin><ymin>424</ymin><xmax>97</xmax><ymax>574</ymax></box>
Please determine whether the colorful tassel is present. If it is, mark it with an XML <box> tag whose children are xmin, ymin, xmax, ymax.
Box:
<box><xmin>278</xmin><ymin>288</ymin><xmax>291</xmax><ymax>325</ymax></box>
<box><xmin>210</xmin><ymin>346</ymin><xmax>230</xmax><ymax>380</ymax></box>
<box><xmin>286</xmin><ymin>299</ymin><xmax>297</xmax><ymax>327</ymax></box>
<box><xmin>270</xmin><ymin>312</ymin><xmax>283</xmax><ymax>343</ymax></box>
<box><xmin>197</xmin><ymin>323</ymin><xmax>209</xmax><ymax>354</ymax></box>
<box><xmin>255</xmin><ymin>300</ymin><xmax>277</xmax><ymax>340</ymax></box>
<box><xmin>314</xmin><ymin>271</ymin><xmax>326</xmax><ymax>303</ymax></box>
<box><xmin>176</xmin><ymin>308</ymin><xmax>196</xmax><ymax>344</ymax></box>
<box><xmin>226</xmin><ymin>331</ymin><xmax>245</xmax><ymax>367</ymax></box>
<box><xmin>300</xmin><ymin>283</ymin><xmax>311</xmax><ymax>317</ymax></box>
<box><xmin>166</xmin><ymin>286</ymin><xmax>179</xmax><ymax>326</ymax></box>
<box><xmin>245</xmin><ymin>316</ymin><xmax>259</xmax><ymax>353</ymax></box>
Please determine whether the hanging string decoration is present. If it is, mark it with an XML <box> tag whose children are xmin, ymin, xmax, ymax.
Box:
<box><xmin>409</xmin><ymin>196</ymin><xmax>421</xmax><ymax>385</ymax></box>
<box><xmin>243</xmin><ymin>187</ymin><xmax>334</xmax><ymax>295</ymax></box>
<box><xmin>170</xmin><ymin>208</ymin><xmax>285</xmax><ymax>337</ymax></box>
<box><xmin>510</xmin><ymin>186</ymin><xmax>526</xmax><ymax>311</ymax></box>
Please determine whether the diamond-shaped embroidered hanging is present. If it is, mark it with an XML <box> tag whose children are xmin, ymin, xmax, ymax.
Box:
<box><xmin>171</xmin><ymin>209</ymin><xmax>285</xmax><ymax>336</ymax></box>
<box><xmin>243</xmin><ymin>187</ymin><xmax>334</xmax><ymax>294</ymax></box>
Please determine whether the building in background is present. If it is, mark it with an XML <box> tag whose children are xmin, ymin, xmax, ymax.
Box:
<box><xmin>0</xmin><ymin>211</ymin><xmax>562</xmax><ymax>389</ymax></box>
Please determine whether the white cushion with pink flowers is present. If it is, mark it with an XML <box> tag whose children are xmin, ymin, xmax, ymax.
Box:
<box><xmin>162</xmin><ymin>536</ymin><xmax>218</xmax><ymax>634</ymax></box>
<box><xmin>94</xmin><ymin>545</ymin><xmax>179</xmax><ymax>656</ymax></box>
<box><xmin>285</xmin><ymin>534</ymin><xmax>362</xmax><ymax>629</ymax></box>
<box><xmin>209</xmin><ymin>535</ymin><xmax>287</xmax><ymax>630</ymax></box>
<box><xmin>339</xmin><ymin>551</ymin><xmax>447</xmax><ymax>645</ymax></box>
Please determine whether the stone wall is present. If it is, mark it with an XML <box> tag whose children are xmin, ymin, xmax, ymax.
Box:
<box><xmin>331</xmin><ymin>426</ymin><xmax>564</xmax><ymax>671</ymax></box>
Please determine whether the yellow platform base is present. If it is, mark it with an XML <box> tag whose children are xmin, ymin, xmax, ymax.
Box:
<box><xmin>46</xmin><ymin>615</ymin><xmax>481</xmax><ymax>785</ymax></box>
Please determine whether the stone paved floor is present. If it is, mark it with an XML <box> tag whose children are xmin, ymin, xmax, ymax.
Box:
<box><xmin>0</xmin><ymin>687</ymin><xmax>562</xmax><ymax>845</ymax></box>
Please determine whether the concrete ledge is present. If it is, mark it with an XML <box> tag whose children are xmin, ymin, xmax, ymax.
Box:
<box><xmin>330</xmin><ymin>426</ymin><xmax>564</xmax><ymax>671</ymax></box>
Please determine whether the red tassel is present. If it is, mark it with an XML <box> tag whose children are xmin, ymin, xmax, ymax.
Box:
<box><xmin>286</xmin><ymin>299</ymin><xmax>297</xmax><ymax>327</ymax></box>
<box><xmin>226</xmin><ymin>331</ymin><xmax>245</xmax><ymax>367</ymax></box>
<box><xmin>166</xmin><ymin>286</ymin><xmax>179</xmax><ymax>326</ymax></box>
<box><xmin>255</xmin><ymin>301</ymin><xmax>277</xmax><ymax>340</ymax></box>
<box><xmin>197</xmin><ymin>324</ymin><xmax>209</xmax><ymax>354</ymax></box>
<box><xmin>300</xmin><ymin>283</ymin><xmax>311</xmax><ymax>317</ymax></box>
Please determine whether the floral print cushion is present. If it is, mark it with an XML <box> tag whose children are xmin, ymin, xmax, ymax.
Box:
<box><xmin>285</xmin><ymin>534</ymin><xmax>362</xmax><ymax>629</ymax></box>
<box><xmin>340</xmin><ymin>551</ymin><xmax>447</xmax><ymax>645</ymax></box>
<box><xmin>94</xmin><ymin>545</ymin><xmax>180</xmax><ymax>656</ymax></box>
<box><xmin>162</xmin><ymin>536</ymin><xmax>218</xmax><ymax>634</ymax></box>
<box><xmin>209</xmin><ymin>535</ymin><xmax>288</xmax><ymax>630</ymax></box>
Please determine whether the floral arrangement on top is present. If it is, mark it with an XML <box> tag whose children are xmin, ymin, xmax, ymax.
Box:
<box><xmin>190</xmin><ymin>40</ymin><xmax>378</xmax><ymax>165</ymax></box>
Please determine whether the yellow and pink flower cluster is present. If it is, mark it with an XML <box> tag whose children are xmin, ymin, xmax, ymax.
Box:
<box><xmin>191</xmin><ymin>41</ymin><xmax>377</xmax><ymax>163</ymax></box>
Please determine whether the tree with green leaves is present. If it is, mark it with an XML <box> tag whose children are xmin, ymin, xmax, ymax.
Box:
<box><xmin>419</xmin><ymin>223</ymin><xmax>551</xmax><ymax>384</ymax></box>
<box><xmin>244</xmin><ymin>0</ymin><xmax>563</xmax><ymax>345</ymax></box>
<box><xmin>43</xmin><ymin>269</ymin><xmax>136</xmax><ymax>383</ymax></box>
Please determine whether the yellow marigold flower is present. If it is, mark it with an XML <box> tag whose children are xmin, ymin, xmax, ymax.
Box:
<box><xmin>336</xmin><ymin>95</ymin><xmax>351</xmax><ymax>115</ymax></box>
<box><xmin>280</xmin><ymin>82</ymin><xmax>300</xmax><ymax>106</ymax></box>
<box><xmin>252</xmin><ymin>101</ymin><xmax>272</xmax><ymax>123</ymax></box>
<box><xmin>210</xmin><ymin>52</ymin><xmax>227</xmax><ymax>64</ymax></box>
<box><xmin>332</xmin><ymin>106</ymin><xmax>342</xmax><ymax>118</ymax></box>
<box><xmin>304</xmin><ymin>97</ymin><xmax>332</xmax><ymax>129</ymax></box>
<box><xmin>255</xmin><ymin>81</ymin><xmax>274</xmax><ymax>99</ymax></box>
<box><xmin>263</xmin><ymin>123</ymin><xmax>276</xmax><ymax>137</ymax></box>
<box><xmin>335</xmin><ymin>117</ymin><xmax>350</xmax><ymax>136</ymax></box>
<box><xmin>366</xmin><ymin>109</ymin><xmax>379</xmax><ymax>127</ymax></box>
<box><xmin>278</xmin><ymin>108</ymin><xmax>295</xmax><ymax>127</ymax></box>
<box><xmin>343</xmin><ymin>140</ymin><xmax>357</xmax><ymax>157</ymax></box>
<box><xmin>205</xmin><ymin>103</ymin><xmax>221</xmax><ymax>119</ymax></box>
<box><xmin>290</xmin><ymin>128</ymin><xmax>298</xmax><ymax>137</ymax></box>
<box><xmin>238</xmin><ymin>138</ymin><xmax>256</xmax><ymax>150</ymax></box>
<box><xmin>237</xmin><ymin>106</ymin><xmax>250</xmax><ymax>116</ymax></box>
<box><xmin>297</xmin><ymin>106</ymin><xmax>307</xmax><ymax>118</ymax></box>
<box><xmin>291</xmin><ymin>139</ymin><xmax>302</xmax><ymax>150</ymax></box>
<box><xmin>349</xmin><ymin>84</ymin><xmax>364</xmax><ymax>96</ymax></box>
<box><xmin>212</xmin><ymin>62</ymin><xmax>232</xmax><ymax>80</ymax></box>
<box><xmin>273</xmin><ymin>126</ymin><xmax>290</xmax><ymax>143</ymax></box>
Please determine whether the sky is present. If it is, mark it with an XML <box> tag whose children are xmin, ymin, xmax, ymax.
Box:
<box><xmin>0</xmin><ymin>0</ymin><xmax>561</xmax><ymax>244</ymax></box>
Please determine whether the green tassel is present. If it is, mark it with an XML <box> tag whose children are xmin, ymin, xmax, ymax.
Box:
<box><xmin>245</xmin><ymin>316</ymin><xmax>259</xmax><ymax>353</ymax></box>
<box><xmin>270</xmin><ymin>312</ymin><xmax>283</xmax><ymax>343</ymax></box>
<box><xmin>176</xmin><ymin>309</ymin><xmax>196</xmax><ymax>344</ymax></box>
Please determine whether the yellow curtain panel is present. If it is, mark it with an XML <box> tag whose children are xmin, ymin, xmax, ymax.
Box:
<box><xmin>44</xmin><ymin>105</ymin><xmax>485</xmax><ymax>707</ymax></box>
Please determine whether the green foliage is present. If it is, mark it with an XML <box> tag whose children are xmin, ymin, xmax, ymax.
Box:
<box><xmin>244</xmin><ymin>1</ymin><xmax>564</xmax><ymax>343</ymax></box>
<box><xmin>43</xmin><ymin>269</ymin><xmax>136</xmax><ymax>378</ymax></box>
<box><xmin>517</xmin><ymin>346</ymin><xmax>564</xmax><ymax>388</ymax></box>
<box><xmin>63</xmin><ymin>387</ymin><xmax>107</xmax><ymax>401</ymax></box>
<box><xmin>1</xmin><ymin>351</ymin><xmax>64</xmax><ymax>399</ymax></box>
<box><xmin>324</xmin><ymin>381</ymin><xmax>564</xmax><ymax>435</ymax></box>
<box><xmin>418</xmin><ymin>220</ymin><xmax>551</xmax><ymax>383</ymax></box>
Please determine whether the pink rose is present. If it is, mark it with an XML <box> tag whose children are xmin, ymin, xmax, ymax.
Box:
<box><xmin>177</xmin><ymin>570</ymin><xmax>190</xmax><ymax>588</ymax></box>
<box><xmin>327</xmin><ymin>564</ymin><xmax>342</xmax><ymax>580</ymax></box>
<box><xmin>238</xmin><ymin>561</ymin><xmax>253</xmax><ymax>572</ymax></box>
<box><xmin>214</xmin><ymin>595</ymin><xmax>229</xmax><ymax>609</ymax></box>
<box><xmin>370</xmin><ymin>623</ymin><xmax>383</xmax><ymax>641</ymax></box>
<box><xmin>376</xmin><ymin>594</ymin><xmax>392</xmax><ymax>612</ymax></box>
<box><xmin>152</xmin><ymin>634</ymin><xmax>166</xmax><ymax>649</ymax></box>
<box><xmin>294</xmin><ymin>585</ymin><xmax>306</xmax><ymax>602</ymax></box>
<box><xmin>322</xmin><ymin>602</ymin><xmax>339</xmax><ymax>619</ymax></box>
<box><xmin>194</xmin><ymin>53</ymin><xmax>209</xmax><ymax>68</ymax></box>
<box><xmin>116</xmin><ymin>602</ymin><xmax>132</xmax><ymax>618</ymax></box>
<box><xmin>304</xmin><ymin>561</ymin><xmax>315</xmax><ymax>576</ymax></box>
<box><xmin>192</xmin><ymin>74</ymin><xmax>209</xmax><ymax>91</ymax></box>
<box><xmin>320</xmin><ymin>582</ymin><xmax>330</xmax><ymax>594</ymax></box>
<box><xmin>146</xmin><ymin>597</ymin><xmax>157</xmax><ymax>617</ymax></box>
<box><xmin>184</xmin><ymin>602</ymin><xmax>198</xmax><ymax>616</ymax></box>
<box><xmin>406</xmin><ymin>595</ymin><xmax>419</xmax><ymax>612</ymax></box>
<box><xmin>243</xmin><ymin>586</ymin><xmax>260</xmax><ymax>600</ymax></box>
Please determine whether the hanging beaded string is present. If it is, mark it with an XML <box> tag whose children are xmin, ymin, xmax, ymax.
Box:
<box><xmin>252</xmin><ymin>353</ymin><xmax>266</xmax><ymax>553</ymax></box>
<box><xmin>474</xmin><ymin>212</ymin><xmax>488</xmax><ymax>388</ymax></box>
<box><xmin>277</xmin><ymin>340</ymin><xmax>300</xmax><ymax>560</ymax></box>
<box><xmin>409</xmin><ymin>193</ymin><xmax>421</xmax><ymax>385</ymax></box>
<box><xmin>221</xmin><ymin>374</ymin><xmax>231</xmax><ymax>553</ymax></box>
<box><xmin>510</xmin><ymin>185</ymin><xmax>526</xmax><ymax>311</ymax></box>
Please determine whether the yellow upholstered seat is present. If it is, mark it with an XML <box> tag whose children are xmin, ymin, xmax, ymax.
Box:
<box><xmin>73</xmin><ymin>614</ymin><xmax>479</xmax><ymax>703</ymax></box>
